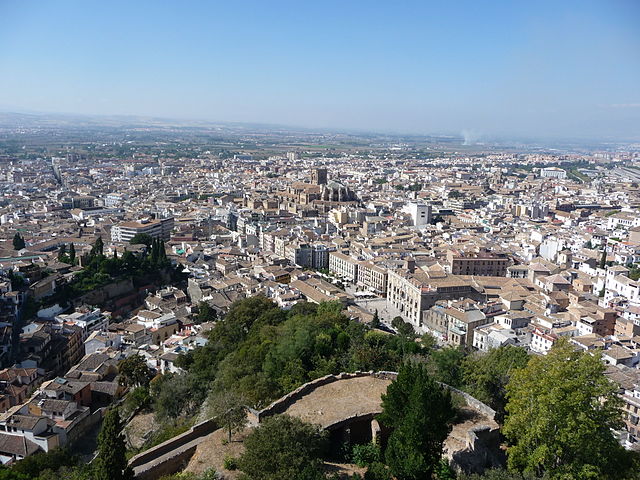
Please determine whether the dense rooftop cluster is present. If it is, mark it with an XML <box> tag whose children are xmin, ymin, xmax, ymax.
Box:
<box><xmin>0</xmin><ymin>124</ymin><xmax>639</xmax><ymax>477</ymax></box>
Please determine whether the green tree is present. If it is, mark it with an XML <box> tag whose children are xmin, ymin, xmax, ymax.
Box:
<box><xmin>57</xmin><ymin>244</ymin><xmax>67</xmax><ymax>262</ymax></box>
<box><xmin>428</xmin><ymin>347</ymin><xmax>465</xmax><ymax>388</ymax></box>
<box><xmin>0</xmin><ymin>470</ymin><xmax>27</xmax><ymax>480</ymax></box>
<box><xmin>462</xmin><ymin>346</ymin><xmax>529</xmax><ymax>422</ymax></box>
<box><xmin>391</xmin><ymin>316</ymin><xmax>416</xmax><ymax>338</ymax></box>
<box><xmin>12</xmin><ymin>233</ymin><xmax>25</xmax><ymax>250</ymax></box>
<box><xmin>123</xmin><ymin>386</ymin><xmax>151</xmax><ymax>415</ymax></box>
<box><xmin>371</xmin><ymin>310</ymin><xmax>381</xmax><ymax>329</ymax></box>
<box><xmin>197</xmin><ymin>301</ymin><xmax>218</xmax><ymax>323</ymax></box>
<box><xmin>11</xmin><ymin>448</ymin><xmax>77</xmax><ymax>477</ymax></box>
<box><xmin>504</xmin><ymin>339</ymin><xmax>630</xmax><ymax>479</ymax></box>
<box><xmin>420</xmin><ymin>332</ymin><xmax>438</xmax><ymax>351</ymax></box>
<box><xmin>207</xmin><ymin>390</ymin><xmax>247</xmax><ymax>442</ymax></box>
<box><xmin>238</xmin><ymin>414</ymin><xmax>328</xmax><ymax>480</ymax></box>
<box><xmin>379</xmin><ymin>362</ymin><xmax>455</xmax><ymax>480</ymax></box>
<box><xmin>151</xmin><ymin>373</ymin><xmax>202</xmax><ymax>421</ymax></box>
<box><xmin>35</xmin><ymin>466</ymin><xmax>92</xmax><ymax>480</ymax></box>
<box><xmin>118</xmin><ymin>354</ymin><xmax>152</xmax><ymax>388</ymax></box>
<box><xmin>91</xmin><ymin>236</ymin><xmax>104</xmax><ymax>258</ymax></box>
<box><xmin>93</xmin><ymin>408</ymin><xmax>133</xmax><ymax>480</ymax></box>
<box><xmin>349</xmin><ymin>330</ymin><xmax>399</xmax><ymax>373</ymax></box>
<box><xmin>364</xmin><ymin>462</ymin><xmax>392</xmax><ymax>480</ymax></box>
<box><xmin>68</xmin><ymin>243</ymin><xmax>76</xmax><ymax>264</ymax></box>
<box><xmin>351</xmin><ymin>443</ymin><xmax>381</xmax><ymax>467</ymax></box>
<box><xmin>629</xmin><ymin>264</ymin><xmax>640</xmax><ymax>281</ymax></box>
<box><xmin>130</xmin><ymin>233</ymin><xmax>153</xmax><ymax>246</ymax></box>
<box><xmin>157</xmin><ymin>239</ymin><xmax>168</xmax><ymax>265</ymax></box>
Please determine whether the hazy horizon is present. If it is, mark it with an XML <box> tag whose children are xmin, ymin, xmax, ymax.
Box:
<box><xmin>1</xmin><ymin>1</ymin><xmax>639</xmax><ymax>141</ymax></box>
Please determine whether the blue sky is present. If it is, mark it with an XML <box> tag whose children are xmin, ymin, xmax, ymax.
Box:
<box><xmin>1</xmin><ymin>0</ymin><xmax>639</xmax><ymax>140</ymax></box>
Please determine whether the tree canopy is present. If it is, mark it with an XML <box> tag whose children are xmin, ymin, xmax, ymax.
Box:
<box><xmin>93</xmin><ymin>408</ymin><xmax>133</xmax><ymax>480</ymax></box>
<box><xmin>427</xmin><ymin>346</ymin><xmax>466</xmax><ymax>388</ymax></box>
<box><xmin>196</xmin><ymin>301</ymin><xmax>218</xmax><ymax>323</ymax></box>
<box><xmin>207</xmin><ymin>389</ymin><xmax>246</xmax><ymax>442</ymax></box>
<box><xmin>129</xmin><ymin>233</ymin><xmax>154</xmax><ymax>246</ymax></box>
<box><xmin>13</xmin><ymin>233</ymin><xmax>25</xmax><ymax>250</ymax></box>
<box><xmin>118</xmin><ymin>354</ymin><xmax>153</xmax><ymax>388</ymax></box>
<box><xmin>503</xmin><ymin>339</ymin><xmax>631</xmax><ymax>479</ymax></box>
<box><xmin>169</xmin><ymin>297</ymin><xmax>421</xmax><ymax>414</ymax></box>
<box><xmin>238</xmin><ymin>414</ymin><xmax>328</xmax><ymax>480</ymax></box>
<box><xmin>462</xmin><ymin>346</ymin><xmax>529</xmax><ymax>422</ymax></box>
<box><xmin>378</xmin><ymin>362</ymin><xmax>455</xmax><ymax>480</ymax></box>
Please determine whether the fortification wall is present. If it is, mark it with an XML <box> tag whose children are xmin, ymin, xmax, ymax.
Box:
<box><xmin>134</xmin><ymin>445</ymin><xmax>198</xmax><ymax>480</ymax></box>
<box><xmin>444</xmin><ymin>384</ymin><xmax>497</xmax><ymax>420</ymax></box>
<box><xmin>131</xmin><ymin>371</ymin><xmax>498</xmax><ymax>478</ymax></box>
<box><xmin>449</xmin><ymin>425</ymin><xmax>505</xmax><ymax>473</ymax></box>
<box><xmin>250</xmin><ymin>371</ymin><xmax>398</xmax><ymax>424</ymax></box>
<box><xmin>128</xmin><ymin>419</ymin><xmax>217</xmax><ymax>469</ymax></box>
<box><xmin>77</xmin><ymin>278</ymin><xmax>135</xmax><ymax>305</ymax></box>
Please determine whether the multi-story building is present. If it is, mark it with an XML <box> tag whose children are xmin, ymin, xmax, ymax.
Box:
<box><xmin>605</xmin><ymin>267</ymin><xmax>640</xmax><ymax>306</ymax></box>
<box><xmin>70</xmin><ymin>195</ymin><xmax>96</xmax><ymax>209</ymax></box>
<box><xmin>606</xmin><ymin>212</ymin><xmax>640</xmax><ymax>231</ymax></box>
<box><xmin>446</xmin><ymin>249</ymin><xmax>510</xmax><ymax>277</ymax></box>
<box><xmin>388</xmin><ymin>267</ymin><xmax>479</xmax><ymax>331</ymax></box>
<box><xmin>55</xmin><ymin>308</ymin><xmax>109</xmax><ymax>342</ymax></box>
<box><xmin>285</xmin><ymin>243</ymin><xmax>334</xmax><ymax>270</ymax></box>
<box><xmin>329</xmin><ymin>251</ymin><xmax>359</xmax><ymax>283</ymax></box>
<box><xmin>0</xmin><ymin>414</ymin><xmax>60</xmax><ymax>463</ymax></box>
<box><xmin>356</xmin><ymin>261</ymin><xmax>388</xmax><ymax>296</ymax></box>
<box><xmin>403</xmin><ymin>202</ymin><xmax>432</xmax><ymax>226</ymax></box>
<box><xmin>605</xmin><ymin>366</ymin><xmax>640</xmax><ymax>449</ymax></box>
<box><xmin>422</xmin><ymin>302</ymin><xmax>492</xmax><ymax>348</ymax></box>
<box><xmin>539</xmin><ymin>167</ymin><xmax>567</xmax><ymax>179</ymax></box>
<box><xmin>103</xmin><ymin>193</ymin><xmax>124</xmax><ymax>207</ymax></box>
<box><xmin>110</xmin><ymin>217</ymin><xmax>174</xmax><ymax>243</ymax></box>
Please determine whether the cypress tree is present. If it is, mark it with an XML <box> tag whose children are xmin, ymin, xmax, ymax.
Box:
<box><xmin>69</xmin><ymin>243</ymin><xmax>76</xmax><ymax>264</ymax></box>
<box><xmin>379</xmin><ymin>362</ymin><xmax>455</xmax><ymax>480</ymax></box>
<box><xmin>371</xmin><ymin>309</ymin><xmax>381</xmax><ymax>328</ymax></box>
<box><xmin>91</xmin><ymin>237</ymin><xmax>104</xmax><ymax>258</ymax></box>
<box><xmin>13</xmin><ymin>232</ymin><xmax>25</xmax><ymax>250</ymax></box>
<box><xmin>159</xmin><ymin>240</ymin><xmax>167</xmax><ymax>263</ymax></box>
<box><xmin>93</xmin><ymin>408</ymin><xmax>132</xmax><ymax>480</ymax></box>
<box><xmin>96</xmin><ymin>237</ymin><xmax>104</xmax><ymax>257</ymax></box>
<box><xmin>151</xmin><ymin>237</ymin><xmax>159</xmax><ymax>265</ymax></box>
<box><xmin>58</xmin><ymin>244</ymin><xmax>67</xmax><ymax>261</ymax></box>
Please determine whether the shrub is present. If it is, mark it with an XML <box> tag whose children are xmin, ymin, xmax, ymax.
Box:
<box><xmin>123</xmin><ymin>386</ymin><xmax>151</xmax><ymax>415</ymax></box>
<box><xmin>364</xmin><ymin>462</ymin><xmax>392</xmax><ymax>480</ymax></box>
<box><xmin>351</xmin><ymin>443</ymin><xmax>380</xmax><ymax>467</ymax></box>
<box><xmin>223</xmin><ymin>455</ymin><xmax>238</xmax><ymax>471</ymax></box>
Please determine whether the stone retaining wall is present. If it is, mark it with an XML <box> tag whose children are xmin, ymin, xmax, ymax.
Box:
<box><xmin>128</xmin><ymin>419</ymin><xmax>217</xmax><ymax>470</ymax></box>
<box><xmin>251</xmin><ymin>370</ymin><xmax>495</xmax><ymax>424</ymax></box>
<box><xmin>131</xmin><ymin>371</ymin><xmax>497</xmax><ymax>478</ymax></box>
<box><xmin>444</xmin><ymin>384</ymin><xmax>496</xmax><ymax>420</ymax></box>
<box><xmin>134</xmin><ymin>444</ymin><xmax>198</xmax><ymax>480</ymax></box>
<box><xmin>252</xmin><ymin>371</ymin><xmax>397</xmax><ymax>423</ymax></box>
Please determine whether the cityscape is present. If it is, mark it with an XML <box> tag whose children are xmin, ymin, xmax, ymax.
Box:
<box><xmin>0</xmin><ymin>1</ymin><xmax>640</xmax><ymax>480</ymax></box>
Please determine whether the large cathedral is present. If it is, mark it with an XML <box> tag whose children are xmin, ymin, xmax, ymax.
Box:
<box><xmin>319</xmin><ymin>180</ymin><xmax>357</xmax><ymax>202</ymax></box>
